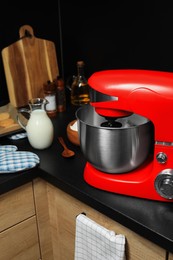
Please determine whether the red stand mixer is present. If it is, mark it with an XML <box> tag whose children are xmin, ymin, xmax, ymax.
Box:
<box><xmin>77</xmin><ymin>69</ymin><xmax>173</xmax><ymax>202</ymax></box>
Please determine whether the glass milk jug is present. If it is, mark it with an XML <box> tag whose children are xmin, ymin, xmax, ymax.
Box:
<box><xmin>17</xmin><ymin>98</ymin><xmax>54</xmax><ymax>149</ymax></box>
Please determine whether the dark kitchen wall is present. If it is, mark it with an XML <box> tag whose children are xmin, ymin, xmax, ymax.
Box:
<box><xmin>0</xmin><ymin>2</ymin><xmax>62</xmax><ymax>106</ymax></box>
<box><xmin>1</xmin><ymin>1</ymin><xmax>173</xmax><ymax>106</ymax></box>
<box><xmin>60</xmin><ymin>0</ymin><xmax>173</xmax><ymax>80</ymax></box>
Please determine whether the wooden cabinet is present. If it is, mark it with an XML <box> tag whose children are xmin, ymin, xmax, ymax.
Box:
<box><xmin>0</xmin><ymin>216</ymin><xmax>40</xmax><ymax>260</ymax></box>
<box><xmin>2</xmin><ymin>178</ymin><xmax>170</xmax><ymax>259</ymax></box>
<box><xmin>33</xmin><ymin>178</ymin><xmax>54</xmax><ymax>260</ymax></box>
<box><xmin>33</xmin><ymin>178</ymin><xmax>167</xmax><ymax>260</ymax></box>
<box><xmin>0</xmin><ymin>183</ymin><xmax>40</xmax><ymax>260</ymax></box>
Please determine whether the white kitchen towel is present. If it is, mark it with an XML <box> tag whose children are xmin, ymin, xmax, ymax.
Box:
<box><xmin>74</xmin><ymin>213</ymin><xmax>126</xmax><ymax>260</ymax></box>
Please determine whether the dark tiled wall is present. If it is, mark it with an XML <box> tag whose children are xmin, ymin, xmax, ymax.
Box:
<box><xmin>1</xmin><ymin>1</ymin><xmax>173</xmax><ymax>106</ymax></box>
<box><xmin>60</xmin><ymin>0</ymin><xmax>173</xmax><ymax>79</ymax></box>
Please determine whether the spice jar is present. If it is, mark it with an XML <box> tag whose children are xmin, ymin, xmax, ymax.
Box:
<box><xmin>54</xmin><ymin>76</ymin><xmax>66</xmax><ymax>112</ymax></box>
<box><xmin>43</xmin><ymin>80</ymin><xmax>57</xmax><ymax>117</ymax></box>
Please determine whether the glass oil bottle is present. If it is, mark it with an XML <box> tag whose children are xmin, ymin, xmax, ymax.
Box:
<box><xmin>71</xmin><ymin>61</ymin><xmax>90</xmax><ymax>106</ymax></box>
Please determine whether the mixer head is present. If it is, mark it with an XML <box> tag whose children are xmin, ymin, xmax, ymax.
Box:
<box><xmin>88</xmin><ymin>69</ymin><xmax>173</xmax><ymax>142</ymax></box>
<box><xmin>89</xmin><ymin>87</ymin><xmax>132</xmax><ymax>118</ymax></box>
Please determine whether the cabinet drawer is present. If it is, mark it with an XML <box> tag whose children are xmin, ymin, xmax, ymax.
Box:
<box><xmin>0</xmin><ymin>182</ymin><xmax>35</xmax><ymax>231</ymax></box>
<box><xmin>0</xmin><ymin>216</ymin><xmax>40</xmax><ymax>260</ymax></box>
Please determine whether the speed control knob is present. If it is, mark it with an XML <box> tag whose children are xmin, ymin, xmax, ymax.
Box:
<box><xmin>155</xmin><ymin>169</ymin><xmax>173</xmax><ymax>199</ymax></box>
<box><xmin>156</xmin><ymin>152</ymin><xmax>167</xmax><ymax>164</ymax></box>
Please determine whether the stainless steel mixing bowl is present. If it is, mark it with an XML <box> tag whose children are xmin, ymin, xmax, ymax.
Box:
<box><xmin>76</xmin><ymin>105</ymin><xmax>154</xmax><ymax>173</ymax></box>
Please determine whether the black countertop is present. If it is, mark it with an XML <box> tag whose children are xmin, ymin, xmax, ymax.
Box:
<box><xmin>0</xmin><ymin>105</ymin><xmax>173</xmax><ymax>253</ymax></box>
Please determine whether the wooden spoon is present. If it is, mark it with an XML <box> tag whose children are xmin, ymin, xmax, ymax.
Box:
<box><xmin>58</xmin><ymin>136</ymin><xmax>75</xmax><ymax>158</ymax></box>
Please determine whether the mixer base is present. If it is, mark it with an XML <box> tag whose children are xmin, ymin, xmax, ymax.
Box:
<box><xmin>84</xmin><ymin>161</ymin><xmax>173</xmax><ymax>202</ymax></box>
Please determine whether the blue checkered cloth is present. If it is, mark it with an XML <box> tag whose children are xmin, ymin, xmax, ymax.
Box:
<box><xmin>0</xmin><ymin>151</ymin><xmax>40</xmax><ymax>173</ymax></box>
<box><xmin>0</xmin><ymin>145</ymin><xmax>18</xmax><ymax>156</ymax></box>
<box><xmin>8</xmin><ymin>132</ymin><xmax>27</xmax><ymax>140</ymax></box>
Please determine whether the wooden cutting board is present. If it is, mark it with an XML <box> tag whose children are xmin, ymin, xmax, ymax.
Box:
<box><xmin>1</xmin><ymin>25</ymin><xmax>59</xmax><ymax>108</ymax></box>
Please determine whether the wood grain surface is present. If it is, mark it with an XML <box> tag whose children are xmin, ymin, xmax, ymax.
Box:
<box><xmin>1</xmin><ymin>25</ymin><xmax>59</xmax><ymax>108</ymax></box>
<box><xmin>0</xmin><ymin>103</ymin><xmax>21</xmax><ymax>136</ymax></box>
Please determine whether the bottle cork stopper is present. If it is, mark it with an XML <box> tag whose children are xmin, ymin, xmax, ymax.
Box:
<box><xmin>77</xmin><ymin>61</ymin><xmax>85</xmax><ymax>66</ymax></box>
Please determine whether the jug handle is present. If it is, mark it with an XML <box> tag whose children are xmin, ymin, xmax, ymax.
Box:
<box><xmin>17</xmin><ymin>108</ymin><xmax>30</xmax><ymax>130</ymax></box>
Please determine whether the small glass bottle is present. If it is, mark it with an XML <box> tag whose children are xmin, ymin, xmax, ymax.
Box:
<box><xmin>43</xmin><ymin>80</ymin><xmax>57</xmax><ymax>117</ymax></box>
<box><xmin>54</xmin><ymin>76</ymin><xmax>66</xmax><ymax>112</ymax></box>
<box><xmin>71</xmin><ymin>61</ymin><xmax>90</xmax><ymax>106</ymax></box>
